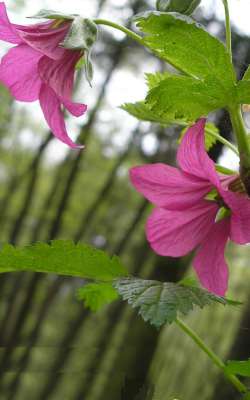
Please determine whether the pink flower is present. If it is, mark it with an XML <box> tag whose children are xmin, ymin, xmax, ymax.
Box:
<box><xmin>0</xmin><ymin>3</ymin><xmax>87</xmax><ymax>148</ymax></box>
<box><xmin>130</xmin><ymin>118</ymin><xmax>250</xmax><ymax>296</ymax></box>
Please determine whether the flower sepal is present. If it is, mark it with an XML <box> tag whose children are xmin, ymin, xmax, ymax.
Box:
<box><xmin>62</xmin><ymin>17</ymin><xmax>98</xmax><ymax>86</ymax></box>
<box><xmin>156</xmin><ymin>0</ymin><xmax>201</xmax><ymax>15</ymax></box>
<box><xmin>215</xmin><ymin>207</ymin><xmax>231</xmax><ymax>223</ymax></box>
<box><xmin>29</xmin><ymin>9</ymin><xmax>78</xmax><ymax>21</ymax></box>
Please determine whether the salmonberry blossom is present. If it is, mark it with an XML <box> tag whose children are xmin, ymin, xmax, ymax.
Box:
<box><xmin>0</xmin><ymin>2</ymin><xmax>87</xmax><ymax>148</ymax></box>
<box><xmin>130</xmin><ymin>118</ymin><xmax>250</xmax><ymax>296</ymax></box>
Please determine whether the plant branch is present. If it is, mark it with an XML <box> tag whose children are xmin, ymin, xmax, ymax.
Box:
<box><xmin>175</xmin><ymin>317</ymin><xmax>248</xmax><ymax>395</ymax></box>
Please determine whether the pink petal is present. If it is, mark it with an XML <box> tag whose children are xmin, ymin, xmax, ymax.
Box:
<box><xmin>39</xmin><ymin>84</ymin><xmax>84</xmax><ymax>149</ymax></box>
<box><xmin>0</xmin><ymin>2</ymin><xmax>22</xmax><ymax>44</ymax></box>
<box><xmin>146</xmin><ymin>201</ymin><xmax>218</xmax><ymax>257</ymax></box>
<box><xmin>177</xmin><ymin>119</ymin><xmax>220</xmax><ymax>188</ymax></box>
<box><xmin>16</xmin><ymin>21</ymin><xmax>70</xmax><ymax>60</ymax></box>
<box><xmin>130</xmin><ymin>164</ymin><xmax>212</xmax><ymax>210</ymax></box>
<box><xmin>38</xmin><ymin>50</ymin><xmax>82</xmax><ymax>99</ymax></box>
<box><xmin>221</xmin><ymin>189</ymin><xmax>250</xmax><ymax>244</ymax></box>
<box><xmin>193</xmin><ymin>218</ymin><xmax>230</xmax><ymax>296</ymax></box>
<box><xmin>0</xmin><ymin>44</ymin><xmax>42</xmax><ymax>101</ymax></box>
<box><xmin>62</xmin><ymin>98</ymin><xmax>87</xmax><ymax>117</ymax></box>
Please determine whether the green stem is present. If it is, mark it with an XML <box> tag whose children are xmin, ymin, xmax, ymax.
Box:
<box><xmin>229</xmin><ymin>106</ymin><xmax>250</xmax><ymax>168</ymax></box>
<box><xmin>222</xmin><ymin>0</ymin><xmax>232</xmax><ymax>61</ymax></box>
<box><xmin>175</xmin><ymin>318</ymin><xmax>248</xmax><ymax>395</ymax></box>
<box><xmin>94</xmin><ymin>19</ymin><xmax>144</xmax><ymax>45</ymax></box>
<box><xmin>206</xmin><ymin>126</ymin><xmax>239</xmax><ymax>156</ymax></box>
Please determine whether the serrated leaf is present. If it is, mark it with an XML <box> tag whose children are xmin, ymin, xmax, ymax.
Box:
<box><xmin>227</xmin><ymin>62</ymin><xmax>250</xmax><ymax>107</ymax></box>
<box><xmin>62</xmin><ymin>17</ymin><xmax>98</xmax><ymax>50</ymax></box>
<box><xmin>145</xmin><ymin>71</ymin><xmax>172</xmax><ymax>90</ymax></box>
<box><xmin>237</xmin><ymin>80</ymin><xmax>250</xmax><ymax>105</ymax></box>
<box><xmin>121</xmin><ymin>101</ymin><xmax>180</xmax><ymax>125</ymax></box>
<box><xmin>114</xmin><ymin>278</ymin><xmax>240</xmax><ymax>328</ymax></box>
<box><xmin>122</xmin><ymin>71</ymin><xmax>190</xmax><ymax>125</ymax></box>
<box><xmin>179</xmin><ymin>122</ymin><xmax>219</xmax><ymax>151</ymax></box>
<box><xmin>0</xmin><ymin>241</ymin><xmax>128</xmax><ymax>281</ymax></box>
<box><xmin>178</xmin><ymin>276</ymin><xmax>199</xmax><ymax>287</ymax></box>
<box><xmin>242</xmin><ymin>66</ymin><xmax>250</xmax><ymax>81</ymax></box>
<box><xmin>77</xmin><ymin>282</ymin><xmax>119</xmax><ymax>311</ymax></box>
<box><xmin>146</xmin><ymin>75</ymin><xmax>228</xmax><ymax>121</ymax></box>
<box><xmin>135</xmin><ymin>12</ymin><xmax>235</xmax><ymax>93</ymax></box>
<box><xmin>204</xmin><ymin>123</ymin><xmax>219</xmax><ymax>150</ymax></box>
<box><xmin>29</xmin><ymin>9</ymin><xmax>77</xmax><ymax>20</ymax></box>
<box><xmin>225</xmin><ymin>359</ymin><xmax>250</xmax><ymax>377</ymax></box>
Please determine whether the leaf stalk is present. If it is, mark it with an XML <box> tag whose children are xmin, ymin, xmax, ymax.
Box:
<box><xmin>94</xmin><ymin>19</ymin><xmax>144</xmax><ymax>45</ymax></box>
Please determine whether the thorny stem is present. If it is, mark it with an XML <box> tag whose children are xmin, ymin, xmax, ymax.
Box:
<box><xmin>175</xmin><ymin>318</ymin><xmax>248</xmax><ymax>396</ymax></box>
<box><xmin>222</xmin><ymin>0</ymin><xmax>232</xmax><ymax>61</ymax></box>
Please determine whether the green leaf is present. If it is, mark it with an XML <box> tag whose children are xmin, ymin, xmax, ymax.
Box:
<box><xmin>135</xmin><ymin>12</ymin><xmax>235</xmax><ymax>92</ymax></box>
<box><xmin>114</xmin><ymin>278</ymin><xmax>239</xmax><ymax>328</ymax></box>
<box><xmin>243</xmin><ymin>393</ymin><xmax>250</xmax><ymax>400</ymax></box>
<box><xmin>179</xmin><ymin>122</ymin><xmax>219</xmax><ymax>151</ymax></box>
<box><xmin>62</xmin><ymin>17</ymin><xmax>98</xmax><ymax>51</ymax></box>
<box><xmin>29</xmin><ymin>9</ymin><xmax>77</xmax><ymax>20</ymax></box>
<box><xmin>178</xmin><ymin>276</ymin><xmax>199</xmax><ymax>287</ymax></box>
<box><xmin>146</xmin><ymin>75</ymin><xmax>228</xmax><ymax>121</ymax></box>
<box><xmin>242</xmin><ymin>66</ymin><xmax>250</xmax><ymax>81</ymax></box>
<box><xmin>0</xmin><ymin>241</ymin><xmax>128</xmax><ymax>281</ymax></box>
<box><xmin>204</xmin><ymin>123</ymin><xmax>219</xmax><ymax>150</ymax></box>
<box><xmin>121</xmin><ymin>72</ymin><xmax>190</xmax><ymax>125</ymax></box>
<box><xmin>145</xmin><ymin>71</ymin><xmax>172</xmax><ymax>90</ymax></box>
<box><xmin>121</xmin><ymin>101</ymin><xmax>181</xmax><ymax>125</ymax></box>
<box><xmin>230</xmin><ymin>64</ymin><xmax>250</xmax><ymax>106</ymax></box>
<box><xmin>77</xmin><ymin>282</ymin><xmax>119</xmax><ymax>311</ymax></box>
<box><xmin>225</xmin><ymin>359</ymin><xmax>250</xmax><ymax>377</ymax></box>
<box><xmin>156</xmin><ymin>0</ymin><xmax>201</xmax><ymax>15</ymax></box>
<box><xmin>237</xmin><ymin>80</ymin><xmax>250</xmax><ymax>105</ymax></box>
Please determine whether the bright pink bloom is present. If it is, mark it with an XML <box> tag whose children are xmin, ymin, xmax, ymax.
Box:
<box><xmin>0</xmin><ymin>3</ymin><xmax>87</xmax><ymax>148</ymax></box>
<box><xmin>130</xmin><ymin>118</ymin><xmax>250</xmax><ymax>296</ymax></box>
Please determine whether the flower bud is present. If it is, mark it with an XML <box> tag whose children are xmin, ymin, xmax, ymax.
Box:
<box><xmin>156</xmin><ymin>0</ymin><xmax>201</xmax><ymax>15</ymax></box>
